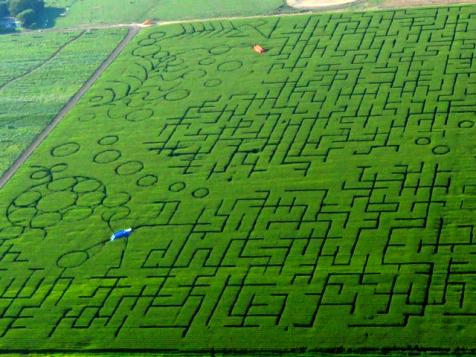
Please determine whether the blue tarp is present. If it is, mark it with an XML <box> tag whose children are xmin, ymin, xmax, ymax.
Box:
<box><xmin>110</xmin><ymin>228</ymin><xmax>133</xmax><ymax>241</ymax></box>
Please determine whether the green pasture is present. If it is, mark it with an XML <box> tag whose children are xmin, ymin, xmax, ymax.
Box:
<box><xmin>0</xmin><ymin>28</ymin><xmax>127</xmax><ymax>176</ymax></box>
<box><xmin>1</xmin><ymin>4</ymin><xmax>476</xmax><ymax>353</ymax></box>
<box><xmin>45</xmin><ymin>0</ymin><xmax>286</xmax><ymax>28</ymax></box>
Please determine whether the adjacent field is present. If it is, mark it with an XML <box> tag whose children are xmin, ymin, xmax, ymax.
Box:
<box><xmin>0</xmin><ymin>29</ymin><xmax>127</xmax><ymax>177</ymax></box>
<box><xmin>0</xmin><ymin>4</ymin><xmax>476</xmax><ymax>352</ymax></box>
<box><xmin>45</xmin><ymin>0</ymin><xmax>285</xmax><ymax>27</ymax></box>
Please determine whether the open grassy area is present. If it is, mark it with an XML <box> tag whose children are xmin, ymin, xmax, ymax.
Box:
<box><xmin>0</xmin><ymin>4</ymin><xmax>476</xmax><ymax>352</ymax></box>
<box><xmin>44</xmin><ymin>0</ymin><xmax>286</xmax><ymax>28</ymax></box>
<box><xmin>0</xmin><ymin>28</ymin><xmax>127</xmax><ymax>177</ymax></box>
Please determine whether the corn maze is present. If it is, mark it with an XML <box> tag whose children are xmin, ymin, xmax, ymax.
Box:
<box><xmin>0</xmin><ymin>5</ymin><xmax>476</xmax><ymax>352</ymax></box>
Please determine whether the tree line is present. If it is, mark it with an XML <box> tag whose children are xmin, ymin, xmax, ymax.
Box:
<box><xmin>0</xmin><ymin>0</ymin><xmax>45</xmax><ymax>28</ymax></box>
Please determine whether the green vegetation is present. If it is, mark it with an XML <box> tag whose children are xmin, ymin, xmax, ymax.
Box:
<box><xmin>8</xmin><ymin>0</ymin><xmax>43</xmax><ymax>16</ymax></box>
<box><xmin>45</xmin><ymin>0</ymin><xmax>285</xmax><ymax>27</ymax></box>
<box><xmin>1</xmin><ymin>4</ymin><xmax>476</xmax><ymax>352</ymax></box>
<box><xmin>0</xmin><ymin>28</ymin><xmax>127</xmax><ymax>176</ymax></box>
<box><xmin>0</xmin><ymin>1</ymin><xmax>9</xmax><ymax>16</ymax></box>
<box><xmin>16</xmin><ymin>7</ymin><xmax>35</xmax><ymax>26</ymax></box>
<box><xmin>0</xmin><ymin>0</ymin><xmax>45</xmax><ymax>28</ymax></box>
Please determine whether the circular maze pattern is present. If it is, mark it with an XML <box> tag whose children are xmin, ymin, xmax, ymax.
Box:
<box><xmin>169</xmin><ymin>181</ymin><xmax>186</xmax><ymax>192</ymax></box>
<box><xmin>102</xmin><ymin>192</ymin><xmax>131</xmax><ymax>208</ymax></box>
<box><xmin>415</xmin><ymin>137</ymin><xmax>431</xmax><ymax>145</ymax></box>
<box><xmin>78</xmin><ymin>112</ymin><xmax>96</xmax><ymax>122</ymax></box>
<box><xmin>7</xmin><ymin>175</ymin><xmax>106</xmax><ymax>231</ymax></box>
<box><xmin>50</xmin><ymin>142</ymin><xmax>80</xmax><ymax>158</ymax></box>
<box><xmin>199</xmin><ymin>57</ymin><xmax>215</xmax><ymax>65</ymax></box>
<box><xmin>115</xmin><ymin>161</ymin><xmax>144</xmax><ymax>176</ymax></box>
<box><xmin>217</xmin><ymin>60</ymin><xmax>243</xmax><ymax>72</ymax></box>
<box><xmin>163</xmin><ymin>89</ymin><xmax>190</xmax><ymax>101</ymax></box>
<box><xmin>458</xmin><ymin>120</ymin><xmax>474</xmax><ymax>128</ymax></box>
<box><xmin>209</xmin><ymin>45</ymin><xmax>231</xmax><ymax>55</ymax></box>
<box><xmin>56</xmin><ymin>250</ymin><xmax>89</xmax><ymax>268</ymax></box>
<box><xmin>125</xmin><ymin>108</ymin><xmax>154</xmax><ymax>122</ymax></box>
<box><xmin>137</xmin><ymin>174</ymin><xmax>158</xmax><ymax>187</ymax></box>
<box><xmin>94</xmin><ymin>149</ymin><xmax>122</xmax><ymax>164</ymax></box>
<box><xmin>192</xmin><ymin>188</ymin><xmax>209</xmax><ymax>199</ymax></box>
<box><xmin>204</xmin><ymin>79</ymin><xmax>222</xmax><ymax>87</ymax></box>
<box><xmin>30</xmin><ymin>163</ymin><xmax>68</xmax><ymax>182</ymax></box>
<box><xmin>432</xmin><ymin>145</ymin><xmax>450</xmax><ymax>155</ymax></box>
<box><xmin>98</xmin><ymin>135</ymin><xmax>119</xmax><ymax>146</ymax></box>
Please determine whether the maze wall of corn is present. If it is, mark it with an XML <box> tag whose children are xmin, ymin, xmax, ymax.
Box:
<box><xmin>0</xmin><ymin>5</ymin><xmax>475</xmax><ymax>351</ymax></box>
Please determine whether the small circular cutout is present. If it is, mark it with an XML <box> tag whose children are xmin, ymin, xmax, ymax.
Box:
<box><xmin>115</xmin><ymin>161</ymin><xmax>144</xmax><ymax>176</ymax></box>
<box><xmin>57</xmin><ymin>250</ymin><xmax>89</xmax><ymax>268</ymax></box>
<box><xmin>169</xmin><ymin>182</ymin><xmax>186</xmax><ymax>192</ymax></box>
<box><xmin>415</xmin><ymin>137</ymin><xmax>431</xmax><ymax>145</ymax></box>
<box><xmin>432</xmin><ymin>145</ymin><xmax>450</xmax><ymax>155</ymax></box>
<box><xmin>204</xmin><ymin>79</ymin><xmax>222</xmax><ymax>88</ymax></box>
<box><xmin>51</xmin><ymin>142</ymin><xmax>80</xmax><ymax>157</ymax></box>
<box><xmin>192</xmin><ymin>188</ymin><xmax>209</xmax><ymax>198</ymax></box>
<box><xmin>98</xmin><ymin>135</ymin><xmax>119</xmax><ymax>146</ymax></box>
<box><xmin>137</xmin><ymin>174</ymin><xmax>158</xmax><ymax>187</ymax></box>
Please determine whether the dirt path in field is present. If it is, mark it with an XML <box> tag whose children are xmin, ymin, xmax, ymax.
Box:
<box><xmin>0</xmin><ymin>26</ymin><xmax>140</xmax><ymax>189</ymax></box>
<box><xmin>0</xmin><ymin>31</ymin><xmax>86</xmax><ymax>92</ymax></box>
<box><xmin>287</xmin><ymin>0</ymin><xmax>361</xmax><ymax>9</ymax></box>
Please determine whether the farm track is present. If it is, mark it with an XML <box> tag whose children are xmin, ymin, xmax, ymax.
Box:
<box><xmin>0</xmin><ymin>31</ymin><xmax>86</xmax><ymax>92</ymax></box>
<box><xmin>0</xmin><ymin>26</ymin><xmax>140</xmax><ymax>189</ymax></box>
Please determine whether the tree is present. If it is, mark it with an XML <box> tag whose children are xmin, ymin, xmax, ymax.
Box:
<box><xmin>8</xmin><ymin>0</ymin><xmax>43</xmax><ymax>16</ymax></box>
<box><xmin>0</xmin><ymin>0</ymin><xmax>9</xmax><ymax>17</ymax></box>
<box><xmin>16</xmin><ymin>8</ymin><xmax>36</xmax><ymax>27</ymax></box>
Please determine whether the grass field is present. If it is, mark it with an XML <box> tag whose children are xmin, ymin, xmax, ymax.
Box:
<box><xmin>0</xmin><ymin>29</ymin><xmax>127</xmax><ymax>177</ymax></box>
<box><xmin>45</xmin><ymin>0</ymin><xmax>285</xmax><ymax>28</ymax></box>
<box><xmin>0</xmin><ymin>4</ymin><xmax>476</xmax><ymax>352</ymax></box>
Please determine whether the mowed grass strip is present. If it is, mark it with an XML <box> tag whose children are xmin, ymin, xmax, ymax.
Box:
<box><xmin>0</xmin><ymin>28</ymin><xmax>127</xmax><ymax>176</ymax></box>
<box><xmin>0</xmin><ymin>5</ymin><xmax>476</xmax><ymax>352</ymax></box>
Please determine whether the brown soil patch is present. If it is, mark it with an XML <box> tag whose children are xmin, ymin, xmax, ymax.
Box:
<box><xmin>287</xmin><ymin>0</ymin><xmax>360</xmax><ymax>9</ymax></box>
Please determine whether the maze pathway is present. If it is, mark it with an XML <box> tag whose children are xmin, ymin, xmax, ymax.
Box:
<box><xmin>0</xmin><ymin>5</ymin><xmax>475</xmax><ymax>351</ymax></box>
